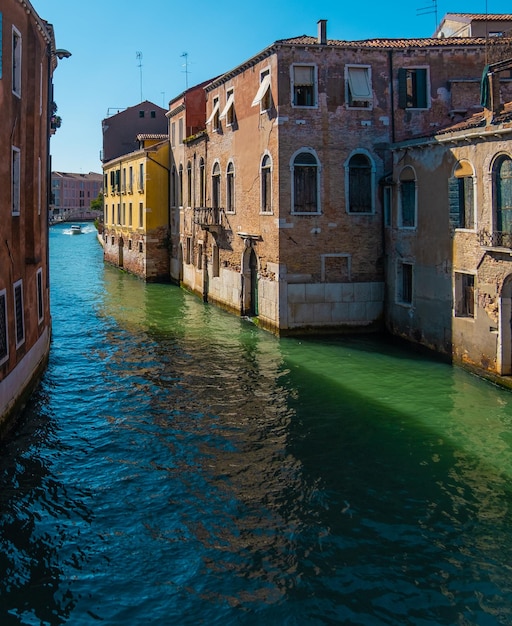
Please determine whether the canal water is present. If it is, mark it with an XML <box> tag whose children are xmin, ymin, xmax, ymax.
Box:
<box><xmin>1</xmin><ymin>223</ymin><xmax>512</xmax><ymax>625</ymax></box>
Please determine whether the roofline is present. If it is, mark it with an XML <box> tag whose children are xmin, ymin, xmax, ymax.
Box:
<box><xmin>204</xmin><ymin>36</ymin><xmax>494</xmax><ymax>92</ymax></box>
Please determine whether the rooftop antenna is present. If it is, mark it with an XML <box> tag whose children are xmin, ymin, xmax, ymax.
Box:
<box><xmin>181</xmin><ymin>52</ymin><xmax>189</xmax><ymax>90</ymax></box>
<box><xmin>417</xmin><ymin>0</ymin><xmax>438</xmax><ymax>33</ymax></box>
<box><xmin>136</xmin><ymin>51</ymin><xmax>143</xmax><ymax>101</ymax></box>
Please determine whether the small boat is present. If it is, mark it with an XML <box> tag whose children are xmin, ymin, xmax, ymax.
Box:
<box><xmin>70</xmin><ymin>225</ymin><xmax>82</xmax><ymax>235</ymax></box>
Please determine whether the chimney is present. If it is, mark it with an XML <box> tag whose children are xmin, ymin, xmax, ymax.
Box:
<box><xmin>317</xmin><ymin>19</ymin><xmax>327</xmax><ymax>45</ymax></box>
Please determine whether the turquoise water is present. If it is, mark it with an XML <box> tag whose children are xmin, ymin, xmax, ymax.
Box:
<box><xmin>1</xmin><ymin>223</ymin><xmax>512</xmax><ymax>624</ymax></box>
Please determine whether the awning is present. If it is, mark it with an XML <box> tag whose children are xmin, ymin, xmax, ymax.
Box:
<box><xmin>347</xmin><ymin>67</ymin><xmax>372</xmax><ymax>99</ymax></box>
<box><xmin>251</xmin><ymin>74</ymin><xmax>271</xmax><ymax>107</ymax></box>
<box><xmin>219</xmin><ymin>92</ymin><xmax>235</xmax><ymax>120</ymax></box>
<box><xmin>206</xmin><ymin>99</ymin><xmax>220</xmax><ymax>124</ymax></box>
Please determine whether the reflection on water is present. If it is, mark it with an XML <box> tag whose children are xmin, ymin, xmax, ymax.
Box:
<box><xmin>0</xmin><ymin>223</ymin><xmax>512</xmax><ymax>624</ymax></box>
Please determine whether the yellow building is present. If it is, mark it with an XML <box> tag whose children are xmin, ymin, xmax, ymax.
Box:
<box><xmin>102</xmin><ymin>135</ymin><xmax>170</xmax><ymax>281</ymax></box>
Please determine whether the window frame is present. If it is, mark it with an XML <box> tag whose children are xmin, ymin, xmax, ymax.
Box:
<box><xmin>345</xmin><ymin>65</ymin><xmax>373</xmax><ymax>109</ymax></box>
<box><xmin>207</xmin><ymin>95</ymin><xmax>221</xmax><ymax>131</ymax></box>
<box><xmin>398</xmin><ymin>166</ymin><xmax>417</xmax><ymax>229</ymax></box>
<box><xmin>36</xmin><ymin>268</ymin><xmax>44</xmax><ymax>324</ymax></box>
<box><xmin>220</xmin><ymin>89</ymin><xmax>235</xmax><ymax>127</ymax></box>
<box><xmin>252</xmin><ymin>69</ymin><xmax>272</xmax><ymax>113</ymax></box>
<box><xmin>398</xmin><ymin>67</ymin><xmax>430</xmax><ymax>110</ymax></box>
<box><xmin>261</xmin><ymin>153</ymin><xmax>272</xmax><ymax>214</ymax></box>
<box><xmin>291</xmin><ymin>64</ymin><xmax>317</xmax><ymax>108</ymax></box>
<box><xmin>0</xmin><ymin>289</ymin><xmax>8</xmax><ymax>366</ymax></box>
<box><xmin>13</xmin><ymin>279</ymin><xmax>25</xmax><ymax>349</ymax></box>
<box><xmin>226</xmin><ymin>161</ymin><xmax>235</xmax><ymax>213</ymax></box>
<box><xmin>493</xmin><ymin>154</ymin><xmax>512</xmax><ymax>234</ymax></box>
<box><xmin>212</xmin><ymin>161</ymin><xmax>221</xmax><ymax>209</ymax></box>
<box><xmin>12</xmin><ymin>146</ymin><xmax>21</xmax><ymax>215</ymax></box>
<box><xmin>12</xmin><ymin>25</ymin><xmax>21</xmax><ymax>98</ymax></box>
<box><xmin>345</xmin><ymin>151</ymin><xmax>375</xmax><ymax>214</ymax></box>
<box><xmin>449</xmin><ymin>160</ymin><xmax>476</xmax><ymax>230</ymax></box>
<box><xmin>454</xmin><ymin>271</ymin><xmax>475</xmax><ymax>319</ymax></box>
<box><xmin>396</xmin><ymin>261</ymin><xmax>413</xmax><ymax>307</ymax></box>
<box><xmin>291</xmin><ymin>149</ymin><xmax>321</xmax><ymax>215</ymax></box>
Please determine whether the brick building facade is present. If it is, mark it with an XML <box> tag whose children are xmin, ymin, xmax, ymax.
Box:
<box><xmin>172</xmin><ymin>20</ymin><xmax>504</xmax><ymax>335</ymax></box>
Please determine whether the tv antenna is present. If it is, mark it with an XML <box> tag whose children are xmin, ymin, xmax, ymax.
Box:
<box><xmin>136</xmin><ymin>51</ymin><xmax>143</xmax><ymax>101</ymax></box>
<box><xmin>181</xmin><ymin>52</ymin><xmax>190</xmax><ymax>90</ymax></box>
<box><xmin>417</xmin><ymin>0</ymin><xmax>438</xmax><ymax>32</ymax></box>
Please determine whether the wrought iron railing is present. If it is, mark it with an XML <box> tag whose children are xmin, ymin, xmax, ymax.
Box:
<box><xmin>478</xmin><ymin>230</ymin><xmax>512</xmax><ymax>249</ymax></box>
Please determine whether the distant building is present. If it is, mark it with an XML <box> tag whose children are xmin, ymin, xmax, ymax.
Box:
<box><xmin>102</xmin><ymin>135</ymin><xmax>170</xmax><ymax>281</ymax></box>
<box><xmin>435</xmin><ymin>14</ymin><xmax>512</xmax><ymax>38</ymax></box>
<box><xmin>0</xmin><ymin>1</ymin><xmax>59</xmax><ymax>435</ymax></box>
<box><xmin>50</xmin><ymin>171</ymin><xmax>103</xmax><ymax>222</ymax></box>
<box><xmin>101</xmin><ymin>101</ymin><xmax>168</xmax><ymax>163</ymax></box>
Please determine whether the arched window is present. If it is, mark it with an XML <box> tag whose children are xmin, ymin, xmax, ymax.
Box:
<box><xmin>186</xmin><ymin>161</ymin><xmax>192</xmax><ymax>207</ymax></box>
<box><xmin>261</xmin><ymin>155</ymin><xmax>272</xmax><ymax>213</ymax></box>
<box><xmin>494</xmin><ymin>155</ymin><xmax>512</xmax><ymax>233</ymax></box>
<box><xmin>212</xmin><ymin>162</ymin><xmax>221</xmax><ymax>209</ymax></box>
<box><xmin>292</xmin><ymin>151</ymin><xmax>319</xmax><ymax>213</ymax></box>
<box><xmin>178</xmin><ymin>164</ymin><xmax>183</xmax><ymax>207</ymax></box>
<box><xmin>171</xmin><ymin>165</ymin><xmax>177</xmax><ymax>207</ymax></box>
<box><xmin>226</xmin><ymin>162</ymin><xmax>235</xmax><ymax>213</ymax></box>
<box><xmin>199</xmin><ymin>158</ymin><xmax>205</xmax><ymax>207</ymax></box>
<box><xmin>399</xmin><ymin>166</ymin><xmax>416</xmax><ymax>228</ymax></box>
<box><xmin>449</xmin><ymin>160</ymin><xmax>474</xmax><ymax>229</ymax></box>
<box><xmin>347</xmin><ymin>153</ymin><xmax>372</xmax><ymax>213</ymax></box>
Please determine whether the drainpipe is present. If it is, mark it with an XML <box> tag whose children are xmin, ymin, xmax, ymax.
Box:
<box><xmin>388</xmin><ymin>50</ymin><xmax>396</xmax><ymax>145</ymax></box>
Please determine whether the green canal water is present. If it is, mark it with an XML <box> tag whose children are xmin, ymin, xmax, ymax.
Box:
<box><xmin>0</xmin><ymin>223</ymin><xmax>512</xmax><ymax>624</ymax></box>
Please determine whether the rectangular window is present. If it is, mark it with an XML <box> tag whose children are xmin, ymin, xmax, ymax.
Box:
<box><xmin>0</xmin><ymin>13</ymin><xmax>3</xmax><ymax>80</ymax></box>
<box><xmin>138</xmin><ymin>163</ymin><xmax>144</xmax><ymax>191</ymax></box>
<box><xmin>117</xmin><ymin>203</ymin><xmax>121</xmax><ymax>225</ymax></box>
<box><xmin>122</xmin><ymin>203</ymin><xmax>126</xmax><ymax>226</ymax></box>
<box><xmin>383</xmin><ymin>186</ymin><xmax>392</xmax><ymax>227</ymax></box>
<box><xmin>292</xmin><ymin>65</ymin><xmax>316</xmax><ymax>107</ymax></box>
<box><xmin>398</xmin><ymin>67</ymin><xmax>429</xmax><ymax>109</ymax></box>
<box><xmin>139</xmin><ymin>202</ymin><xmax>143</xmax><ymax>227</ymax></box>
<box><xmin>12</xmin><ymin>26</ymin><xmax>21</xmax><ymax>97</ymax></box>
<box><xmin>171</xmin><ymin>122</ymin><xmax>176</xmax><ymax>147</ymax></box>
<box><xmin>128</xmin><ymin>166</ymin><xmax>133</xmax><ymax>193</ymax></box>
<box><xmin>454</xmin><ymin>272</ymin><xmax>475</xmax><ymax>318</ymax></box>
<box><xmin>197</xmin><ymin>243</ymin><xmax>203</xmax><ymax>270</ymax></box>
<box><xmin>0</xmin><ymin>290</ymin><xmax>8</xmax><ymax>365</ymax></box>
<box><xmin>346</xmin><ymin>65</ymin><xmax>372</xmax><ymax>108</ymax></box>
<box><xmin>449</xmin><ymin>176</ymin><xmax>475</xmax><ymax>229</ymax></box>
<box><xmin>122</xmin><ymin>168</ymin><xmax>126</xmax><ymax>193</ymax></box>
<box><xmin>12</xmin><ymin>147</ymin><xmax>20</xmax><ymax>215</ymax></box>
<box><xmin>138</xmin><ymin>241</ymin><xmax>143</xmax><ymax>253</ymax></box>
<box><xmin>397</xmin><ymin>262</ymin><xmax>413</xmax><ymax>306</ymax></box>
<box><xmin>400</xmin><ymin>180</ymin><xmax>416</xmax><ymax>228</ymax></box>
<box><xmin>212</xmin><ymin>243</ymin><xmax>220</xmax><ymax>278</ymax></box>
<box><xmin>129</xmin><ymin>202</ymin><xmax>133</xmax><ymax>226</ymax></box>
<box><xmin>13</xmin><ymin>280</ymin><xmax>24</xmax><ymax>348</ymax></box>
<box><xmin>220</xmin><ymin>89</ymin><xmax>235</xmax><ymax>126</ymax></box>
<box><xmin>179</xmin><ymin>118</ymin><xmax>183</xmax><ymax>143</ymax></box>
<box><xmin>252</xmin><ymin>70</ymin><xmax>271</xmax><ymax>112</ymax></box>
<box><xmin>206</xmin><ymin>96</ymin><xmax>220</xmax><ymax>130</ymax></box>
<box><xmin>186</xmin><ymin>236</ymin><xmax>192</xmax><ymax>264</ymax></box>
<box><xmin>128</xmin><ymin>239</ymin><xmax>132</xmax><ymax>251</ymax></box>
<box><xmin>36</xmin><ymin>268</ymin><xmax>44</xmax><ymax>323</ymax></box>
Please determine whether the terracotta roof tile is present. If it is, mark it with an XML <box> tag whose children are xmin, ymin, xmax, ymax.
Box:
<box><xmin>275</xmin><ymin>35</ymin><xmax>492</xmax><ymax>49</ymax></box>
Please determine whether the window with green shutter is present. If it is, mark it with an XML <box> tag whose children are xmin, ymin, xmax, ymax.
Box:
<box><xmin>398</xmin><ymin>67</ymin><xmax>429</xmax><ymax>109</ymax></box>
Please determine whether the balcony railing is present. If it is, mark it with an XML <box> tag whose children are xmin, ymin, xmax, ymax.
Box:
<box><xmin>478</xmin><ymin>229</ymin><xmax>512</xmax><ymax>249</ymax></box>
<box><xmin>193</xmin><ymin>206</ymin><xmax>223</xmax><ymax>231</ymax></box>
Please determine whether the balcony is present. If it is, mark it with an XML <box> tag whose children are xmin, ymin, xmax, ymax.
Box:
<box><xmin>479</xmin><ymin>229</ymin><xmax>512</xmax><ymax>251</ymax></box>
<box><xmin>193</xmin><ymin>207</ymin><xmax>223</xmax><ymax>232</ymax></box>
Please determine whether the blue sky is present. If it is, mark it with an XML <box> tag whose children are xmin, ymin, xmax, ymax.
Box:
<box><xmin>37</xmin><ymin>0</ymin><xmax>501</xmax><ymax>174</ymax></box>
